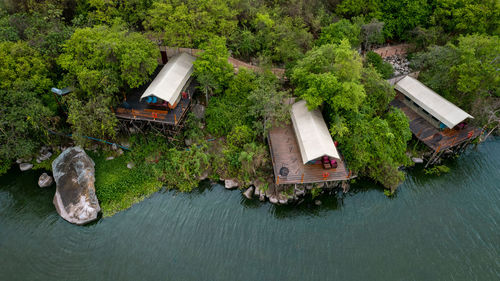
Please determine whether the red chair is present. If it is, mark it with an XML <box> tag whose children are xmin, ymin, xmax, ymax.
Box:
<box><xmin>322</xmin><ymin>156</ymin><xmax>332</xmax><ymax>169</ymax></box>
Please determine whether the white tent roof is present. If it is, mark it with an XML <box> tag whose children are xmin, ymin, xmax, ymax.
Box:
<box><xmin>291</xmin><ymin>100</ymin><xmax>340</xmax><ymax>164</ymax></box>
<box><xmin>395</xmin><ymin>76</ymin><xmax>473</xmax><ymax>128</ymax></box>
<box><xmin>140</xmin><ymin>52</ymin><xmax>196</xmax><ymax>104</ymax></box>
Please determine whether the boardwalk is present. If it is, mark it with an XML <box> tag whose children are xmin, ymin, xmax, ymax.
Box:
<box><xmin>268</xmin><ymin>124</ymin><xmax>353</xmax><ymax>185</ymax></box>
<box><xmin>391</xmin><ymin>95</ymin><xmax>482</xmax><ymax>152</ymax></box>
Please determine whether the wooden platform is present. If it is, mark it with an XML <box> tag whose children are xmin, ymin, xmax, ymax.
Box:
<box><xmin>113</xmin><ymin>68</ymin><xmax>196</xmax><ymax>126</ymax></box>
<box><xmin>391</xmin><ymin>96</ymin><xmax>482</xmax><ymax>152</ymax></box>
<box><xmin>268</xmin><ymin>124</ymin><xmax>353</xmax><ymax>185</ymax></box>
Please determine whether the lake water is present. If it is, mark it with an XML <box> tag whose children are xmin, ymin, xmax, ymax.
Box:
<box><xmin>1</xmin><ymin>139</ymin><xmax>499</xmax><ymax>281</ymax></box>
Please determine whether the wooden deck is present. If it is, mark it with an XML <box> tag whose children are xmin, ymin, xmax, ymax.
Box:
<box><xmin>113</xmin><ymin>69</ymin><xmax>196</xmax><ymax>126</ymax></box>
<box><xmin>391</xmin><ymin>95</ymin><xmax>482</xmax><ymax>152</ymax></box>
<box><xmin>268</xmin><ymin>124</ymin><xmax>353</xmax><ymax>185</ymax></box>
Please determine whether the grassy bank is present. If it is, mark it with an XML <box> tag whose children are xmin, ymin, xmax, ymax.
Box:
<box><xmin>91</xmin><ymin>151</ymin><xmax>162</xmax><ymax>217</ymax></box>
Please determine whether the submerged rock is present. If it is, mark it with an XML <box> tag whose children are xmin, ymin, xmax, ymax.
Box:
<box><xmin>243</xmin><ymin>186</ymin><xmax>254</xmax><ymax>199</ymax></box>
<box><xmin>269</xmin><ymin>195</ymin><xmax>278</xmax><ymax>204</ymax></box>
<box><xmin>19</xmin><ymin>163</ymin><xmax>33</xmax><ymax>171</ymax></box>
<box><xmin>38</xmin><ymin>173</ymin><xmax>53</xmax><ymax>188</ymax></box>
<box><xmin>52</xmin><ymin>146</ymin><xmax>100</xmax><ymax>225</ymax></box>
<box><xmin>224</xmin><ymin>179</ymin><xmax>239</xmax><ymax>189</ymax></box>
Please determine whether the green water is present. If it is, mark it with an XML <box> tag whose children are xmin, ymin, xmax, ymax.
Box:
<box><xmin>1</xmin><ymin>139</ymin><xmax>499</xmax><ymax>281</ymax></box>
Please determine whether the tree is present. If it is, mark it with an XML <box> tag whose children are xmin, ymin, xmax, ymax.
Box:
<box><xmin>291</xmin><ymin>41</ymin><xmax>412</xmax><ymax>190</ymax></box>
<box><xmin>431</xmin><ymin>0</ymin><xmax>499</xmax><ymax>35</ymax></box>
<box><xmin>0</xmin><ymin>41</ymin><xmax>53</xmax><ymax>173</ymax></box>
<box><xmin>58</xmin><ymin>24</ymin><xmax>158</xmax><ymax>142</ymax></box>
<box><xmin>247</xmin><ymin>72</ymin><xmax>291</xmax><ymax>140</ymax></box>
<box><xmin>316</xmin><ymin>19</ymin><xmax>361</xmax><ymax>48</ymax></box>
<box><xmin>412</xmin><ymin>34</ymin><xmax>500</xmax><ymax>126</ymax></box>
<box><xmin>193</xmin><ymin>36</ymin><xmax>234</xmax><ymax>104</ymax></box>
<box><xmin>58</xmin><ymin>25</ymin><xmax>158</xmax><ymax>96</ymax></box>
<box><xmin>291</xmin><ymin>41</ymin><xmax>365</xmax><ymax>111</ymax></box>
<box><xmin>365</xmin><ymin>51</ymin><xmax>394</xmax><ymax>79</ymax></box>
<box><xmin>87</xmin><ymin>0</ymin><xmax>153</xmax><ymax>29</ymax></box>
<box><xmin>143</xmin><ymin>0</ymin><xmax>238</xmax><ymax>48</ymax></box>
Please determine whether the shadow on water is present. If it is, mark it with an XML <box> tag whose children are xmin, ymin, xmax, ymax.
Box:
<box><xmin>0</xmin><ymin>168</ymin><xmax>56</xmax><ymax>218</ymax></box>
<box><xmin>238</xmin><ymin>178</ymin><xmax>390</xmax><ymax>219</ymax></box>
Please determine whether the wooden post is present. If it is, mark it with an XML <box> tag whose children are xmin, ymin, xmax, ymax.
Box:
<box><xmin>276</xmin><ymin>175</ymin><xmax>280</xmax><ymax>185</ymax></box>
<box><xmin>174</xmin><ymin>114</ymin><xmax>177</xmax><ymax>124</ymax></box>
<box><xmin>300</xmin><ymin>173</ymin><xmax>304</xmax><ymax>184</ymax></box>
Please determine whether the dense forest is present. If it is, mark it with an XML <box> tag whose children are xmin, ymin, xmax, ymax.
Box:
<box><xmin>0</xmin><ymin>0</ymin><xmax>498</xmax><ymax>215</ymax></box>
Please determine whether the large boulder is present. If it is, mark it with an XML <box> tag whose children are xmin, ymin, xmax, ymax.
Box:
<box><xmin>52</xmin><ymin>147</ymin><xmax>100</xmax><ymax>225</ymax></box>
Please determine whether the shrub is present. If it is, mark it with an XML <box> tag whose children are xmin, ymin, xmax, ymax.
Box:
<box><xmin>365</xmin><ymin>51</ymin><xmax>394</xmax><ymax>79</ymax></box>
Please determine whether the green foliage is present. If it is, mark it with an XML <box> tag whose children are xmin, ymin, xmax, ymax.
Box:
<box><xmin>205</xmin><ymin>68</ymin><xmax>256</xmax><ymax>136</ymax></box>
<box><xmin>144</xmin><ymin>0</ymin><xmax>238</xmax><ymax>48</ymax></box>
<box><xmin>316</xmin><ymin>19</ymin><xmax>361</xmax><ymax>48</ymax></box>
<box><xmin>58</xmin><ymin>25</ymin><xmax>158</xmax><ymax>95</ymax></box>
<box><xmin>431</xmin><ymin>0</ymin><xmax>499</xmax><ymax>35</ymax></box>
<box><xmin>87</xmin><ymin>0</ymin><xmax>153</xmax><ymax>29</ymax></box>
<box><xmin>92</xmin><ymin>150</ymin><xmax>162</xmax><ymax>217</ymax></box>
<box><xmin>0</xmin><ymin>41</ymin><xmax>54</xmax><ymax>172</ymax></box>
<box><xmin>58</xmin><ymin>24</ymin><xmax>157</xmax><ymax>142</ymax></box>
<box><xmin>247</xmin><ymin>72</ymin><xmax>291</xmax><ymax>139</ymax></box>
<box><xmin>229</xmin><ymin>8</ymin><xmax>313</xmax><ymax>65</ymax></box>
<box><xmin>311</xmin><ymin>186</ymin><xmax>321</xmax><ymax>199</ymax></box>
<box><xmin>365</xmin><ymin>51</ymin><xmax>394</xmax><ymax>79</ymax></box>
<box><xmin>291</xmin><ymin>41</ymin><xmax>412</xmax><ymax>190</ymax></box>
<box><xmin>65</xmin><ymin>96</ymin><xmax>119</xmax><ymax>145</ymax></box>
<box><xmin>412</xmin><ymin>34</ymin><xmax>500</xmax><ymax>124</ymax></box>
<box><xmin>291</xmin><ymin>41</ymin><xmax>365</xmax><ymax>111</ymax></box>
<box><xmin>424</xmin><ymin>165</ymin><xmax>451</xmax><ymax>176</ymax></box>
<box><xmin>193</xmin><ymin>36</ymin><xmax>234</xmax><ymax>99</ymax></box>
<box><xmin>227</xmin><ymin>125</ymin><xmax>254</xmax><ymax>148</ymax></box>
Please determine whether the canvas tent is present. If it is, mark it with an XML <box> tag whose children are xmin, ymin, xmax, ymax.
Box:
<box><xmin>395</xmin><ymin>76</ymin><xmax>473</xmax><ymax>129</ymax></box>
<box><xmin>291</xmin><ymin>100</ymin><xmax>340</xmax><ymax>164</ymax></box>
<box><xmin>140</xmin><ymin>52</ymin><xmax>196</xmax><ymax>107</ymax></box>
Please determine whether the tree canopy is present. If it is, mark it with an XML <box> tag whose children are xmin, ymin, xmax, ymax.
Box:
<box><xmin>291</xmin><ymin>41</ymin><xmax>411</xmax><ymax>190</ymax></box>
<box><xmin>143</xmin><ymin>0</ymin><xmax>238</xmax><ymax>48</ymax></box>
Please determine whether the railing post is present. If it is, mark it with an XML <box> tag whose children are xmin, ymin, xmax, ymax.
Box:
<box><xmin>300</xmin><ymin>173</ymin><xmax>304</xmax><ymax>184</ymax></box>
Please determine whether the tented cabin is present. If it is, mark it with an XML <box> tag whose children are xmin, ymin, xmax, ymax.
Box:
<box><xmin>140</xmin><ymin>53</ymin><xmax>196</xmax><ymax>109</ymax></box>
<box><xmin>391</xmin><ymin>75</ymin><xmax>482</xmax><ymax>152</ymax></box>
<box><xmin>114</xmin><ymin>53</ymin><xmax>197</xmax><ymax>134</ymax></box>
<box><xmin>395</xmin><ymin>76</ymin><xmax>473</xmax><ymax>130</ymax></box>
<box><xmin>268</xmin><ymin>100</ymin><xmax>353</xmax><ymax>185</ymax></box>
<box><xmin>291</xmin><ymin>100</ymin><xmax>340</xmax><ymax>165</ymax></box>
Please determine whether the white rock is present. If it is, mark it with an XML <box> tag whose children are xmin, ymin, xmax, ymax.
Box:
<box><xmin>412</xmin><ymin>157</ymin><xmax>424</xmax><ymax>164</ymax></box>
<box><xmin>127</xmin><ymin>162</ymin><xmax>135</xmax><ymax>169</ymax></box>
<box><xmin>269</xmin><ymin>195</ymin><xmax>278</xmax><ymax>204</ymax></box>
<box><xmin>38</xmin><ymin>173</ymin><xmax>53</xmax><ymax>188</ymax></box>
<box><xmin>259</xmin><ymin>193</ymin><xmax>265</xmax><ymax>202</ymax></box>
<box><xmin>224</xmin><ymin>179</ymin><xmax>239</xmax><ymax>189</ymax></box>
<box><xmin>315</xmin><ymin>200</ymin><xmax>322</xmax><ymax>206</ymax></box>
<box><xmin>19</xmin><ymin>163</ymin><xmax>33</xmax><ymax>171</ymax></box>
<box><xmin>106</xmin><ymin>156</ymin><xmax>114</xmax><ymax>161</ymax></box>
<box><xmin>243</xmin><ymin>187</ymin><xmax>254</xmax><ymax>199</ymax></box>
